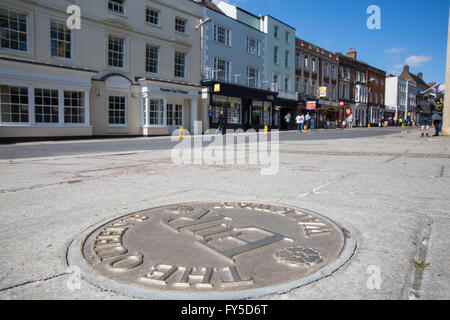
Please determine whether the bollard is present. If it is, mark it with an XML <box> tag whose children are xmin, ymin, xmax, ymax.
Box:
<box><xmin>402</xmin><ymin>123</ymin><xmax>405</xmax><ymax>128</ymax></box>
<box><xmin>179</xmin><ymin>126</ymin><xmax>184</xmax><ymax>139</ymax></box>
<box><xmin>304</xmin><ymin>125</ymin><xmax>308</xmax><ymax>132</ymax></box>
<box><xmin>368</xmin><ymin>124</ymin><xmax>371</xmax><ymax>128</ymax></box>
<box><xmin>264</xmin><ymin>125</ymin><xmax>268</xmax><ymax>134</ymax></box>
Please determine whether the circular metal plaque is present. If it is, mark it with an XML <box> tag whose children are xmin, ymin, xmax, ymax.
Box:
<box><xmin>69</xmin><ymin>201</ymin><xmax>356</xmax><ymax>299</ymax></box>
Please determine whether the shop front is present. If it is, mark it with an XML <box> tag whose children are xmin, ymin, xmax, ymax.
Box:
<box><xmin>138</xmin><ymin>79</ymin><xmax>201</xmax><ymax>136</ymax></box>
<box><xmin>276</xmin><ymin>97</ymin><xmax>300</xmax><ymax>131</ymax></box>
<box><xmin>351</xmin><ymin>104</ymin><xmax>368</xmax><ymax>127</ymax></box>
<box><xmin>201</xmin><ymin>81</ymin><xmax>277</xmax><ymax>132</ymax></box>
<box><xmin>317</xmin><ymin>100</ymin><xmax>341</xmax><ymax>128</ymax></box>
<box><xmin>368</xmin><ymin>106</ymin><xmax>385</xmax><ymax>125</ymax></box>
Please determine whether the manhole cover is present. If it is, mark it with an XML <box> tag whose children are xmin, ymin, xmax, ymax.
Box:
<box><xmin>68</xmin><ymin>201</ymin><xmax>356</xmax><ymax>299</ymax></box>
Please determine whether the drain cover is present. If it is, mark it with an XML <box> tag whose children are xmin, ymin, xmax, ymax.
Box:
<box><xmin>69</xmin><ymin>201</ymin><xmax>355</xmax><ymax>299</ymax></box>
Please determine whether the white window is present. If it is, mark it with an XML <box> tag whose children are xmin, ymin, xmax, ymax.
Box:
<box><xmin>285</xmin><ymin>51</ymin><xmax>289</xmax><ymax>68</ymax></box>
<box><xmin>285</xmin><ymin>31</ymin><xmax>290</xmax><ymax>43</ymax></box>
<box><xmin>295</xmin><ymin>77</ymin><xmax>300</xmax><ymax>92</ymax></box>
<box><xmin>167</xmin><ymin>104</ymin><xmax>183</xmax><ymax>126</ymax></box>
<box><xmin>0</xmin><ymin>85</ymin><xmax>28</xmax><ymax>123</ymax></box>
<box><xmin>51</xmin><ymin>21</ymin><xmax>71</xmax><ymax>59</ymax></box>
<box><xmin>304</xmin><ymin>56</ymin><xmax>308</xmax><ymax>69</ymax></box>
<box><xmin>339</xmin><ymin>66</ymin><xmax>344</xmax><ymax>78</ymax></box>
<box><xmin>346</xmin><ymin>68</ymin><xmax>350</xmax><ymax>79</ymax></box>
<box><xmin>214</xmin><ymin>25</ymin><xmax>231</xmax><ymax>46</ymax></box>
<box><xmin>312</xmin><ymin>58</ymin><xmax>316</xmax><ymax>72</ymax></box>
<box><xmin>324</xmin><ymin>63</ymin><xmax>329</xmax><ymax>77</ymax></box>
<box><xmin>174</xmin><ymin>51</ymin><xmax>186</xmax><ymax>78</ymax></box>
<box><xmin>108</xmin><ymin>0</ymin><xmax>125</xmax><ymax>15</ymax></box>
<box><xmin>214</xmin><ymin>57</ymin><xmax>230</xmax><ymax>82</ymax></box>
<box><xmin>0</xmin><ymin>8</ymin><xmax>28</xmax><ymax>52</ymax></box>
<box><xmin>108</xmin><ymin>96</ymin><xmax>126</xmax><ymax>126</ymax></box>
<box><xmin>247</xmin><ymin>67</ymin><xmax>259</xmax><ymax>88</ymax></box>
<box><xmin>64</xmin><ymin>91</ymin><xmax>85</xmax><ymax>124</ymax></box>
<box><xmin>175</xmin><ymin>17</ymin><xmax>187</xmax><ymax>34</ymax></box>
<box><xmin>361</xmin><ymin>73</ymin><xmax>366</xmax><ymax>83</ymax></box>
<box><xmin>356</xmin><ymin>71</ymin><xmax>360</xmax><ymax>82</ymax></box>
<box><xmin>146</xmin><ymin>8</ymin><xmax>160</xmax><ymax>26</ymax></box>
<box><xmin>108</xmin><ymin>35</ymin><xmax>125</xmax><ymax>68</ymax></box>
<box><xmin>149</xmin><ymin>98</ymin><xmax>164</xmax><ymax>125</ymax></box>
<box><xmin>284</xmin><ymin>77</ymin><xmax>289</xmax><ymax>92</ymax></box>
<box><xmin>246</xmin><ymin>37</ymin><xmax>259</xmax><ymax>56</ymax></box>
<box><xmin>34</xmin><ymin>88</ymin><xmax>59</xmax><ymax>124</ymax></box>
<box><xmin>146</xmin><ymin>44</ymin><xmax>159</xmax><ymax>74</ymax></box>
<box><xmin>274</xmin><ymin>46</ymin><xmax>279</xmax><ymax>64</ymax></box>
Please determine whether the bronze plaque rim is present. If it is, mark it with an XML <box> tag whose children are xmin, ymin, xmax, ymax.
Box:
<box><xmin>68</xmin><ymin>200</ymin><xmax>357</xmax><ymax>300</ymax></box>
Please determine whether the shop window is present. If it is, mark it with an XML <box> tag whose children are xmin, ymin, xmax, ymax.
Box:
<box><xmin>64</xmin><ymin>91</ymin><xmax>85</xmax><ymax>124</ymax></box>
<box><xmin>35</xmin><ymin>88</ymin><xmax>59</xmax><ymax>124</ymax></box>
<box><xmin>149</xmin><ymin>98</ymin><xmax>164</xmax><ymax>125</ymax></box>
<box><xmin>167</xmin><ymin>104</ymin><xmax>183</xmax><ymax>126</ymax></box>
<box><xmin>0</xmin><ymin>85</ymin><xmax>28</xmax><ymax>123</ymax></box>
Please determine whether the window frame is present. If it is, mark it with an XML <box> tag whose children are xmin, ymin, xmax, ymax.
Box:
<box><xmin>0</xmin><ymin>7</ymin><xmax>29</xmax><ymax>54</ymax></box>
<box><xmin>107</xmin><ymin>34</ymin><xmax>126</xmax><ymax>70</ymax></box>
<box><xmin>108</xmin><ymin>95</ymin><xmax>127</xmax><ymax>127</ymax></box>
<box><xmin>50</xmin><ymin>20</ymin><xmax>72</xmax><ymax>61</ymax></box>
<box><xmin>175</xmin><ymin>16</ymin><xmax>187</xmax><ymax>34</ymax></box>
<box><xmin>145</xmin><ymin>7</ymin><xmax>160</xmax><ymax>26</ymax></box>
<box><xmin>145</xmin><ymin>44</ymin><xmax>159</xmax><ymax>74</ymax></box>
<box><xmin>174</xmin><ymin>51</ymin><xmax>187</xmax><ymax>79</ymax></box>
<box><xmin>214</xmin><ymin>24</ymin><xmax>231</xmax><ymax>47</ymax></box>
<box><xmin>108</xmin><ymin>0</ymin><xmax>126</xmax><ymax>16</ymax></box>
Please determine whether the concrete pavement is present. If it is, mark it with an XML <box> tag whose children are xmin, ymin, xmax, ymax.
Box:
<box><xmin>0</xmin><ymin>127</ymin><xmax>448</xmax><ymax>299</ymax></box>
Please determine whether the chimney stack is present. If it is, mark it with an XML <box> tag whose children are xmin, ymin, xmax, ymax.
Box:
<box><xmin>403</xmin><ymin>65</ymin><xmax>410</xmax><ymax>73</ymax></box>
<box><xmin>347</xmin><ymin>48</ymin><xmax>357</xmax><ymax>60</ymax></box>
<box><xmin>417</xmin><ymin>72</ymin><xmax>423</xmax><ymax>79</ymax></box>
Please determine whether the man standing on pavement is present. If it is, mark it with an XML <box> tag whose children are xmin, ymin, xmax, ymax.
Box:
<box><xmin>417</xmin><ymin>94</ymin><xmax>435</xmax><ymax>137</ymax></box>
<box><xmin>218</xmin><ymin>109</ymin><xmax>226</xmax><ymax>135</ymax></box>
<box><xmin>305</xmin><ymin>112</ymin><xmax>311</xmax><ymax>130</ymax></box>
<box><xmin>284</xmin><ymin>113</ymin><xmax>292</xmax><ymax>131</ymax></box>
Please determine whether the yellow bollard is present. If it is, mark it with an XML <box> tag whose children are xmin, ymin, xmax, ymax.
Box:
<box><xmin>264</xmin><ymin>125</ymin><xmax>268</xmax><ymax>134</ymax></box>
<box><xmin>304</xmin><ymin>125</ymin><xmax>308</xmax><ymax>132</ymax></box>
<box><xmin>368</xmin><ymin>124</ymin><xmax>371</xmax><ymax>128</ymax></box>
<box><xmin>179</xmin><ymin>126</ymin><xmax>184</xmax><ymax>139</ymax></box>
<box><xmin>402</xmin><ymin>123</ymin><xmax>405</xmax><ymax>128</ymax></box>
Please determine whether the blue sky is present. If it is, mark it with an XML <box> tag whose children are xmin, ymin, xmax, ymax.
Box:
<box><xmin>226</xmin><ymin>0</ymin><xmax>449</xmax><ymax>85</ymax></box>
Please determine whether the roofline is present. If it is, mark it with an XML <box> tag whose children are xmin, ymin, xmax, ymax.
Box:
<box><xmin>204</xmin><ymin>6</ymin><xmax>265</xmax><ymax>35</ymax></box>
<box><xmin>262</xmin><ymin>14</ymin><xmax>296</xmax><ymax>31</ymax></box>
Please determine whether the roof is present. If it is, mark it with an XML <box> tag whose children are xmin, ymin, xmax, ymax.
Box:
<box><xmin>400</xmin><ymin>71</ymin><xmax>428</xmax><ymax>88</ymax></box>
<box><xmin>199</xmin><ymin>0</ymin><xmax>224</xmax><ymax>14</ymax></box>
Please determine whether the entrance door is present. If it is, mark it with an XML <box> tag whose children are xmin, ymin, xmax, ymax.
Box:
<box><xmin>251</xmin><ymin>107</ymin><xmax>262</xmax><ymax>128</ymax></box>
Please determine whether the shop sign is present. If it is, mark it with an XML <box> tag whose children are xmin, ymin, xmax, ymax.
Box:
<box><xmin>339</xmin><ymin>101</ymin><xmax>345</xmax><ymax>107</ymax></box>
<box><xmin>160</xmin><ymin>87</ymin><xmax>189</xmax><ymax>95</ymax></box>
<box><xmin>214</xmin><ymin>84</ymin><xmax>221</xmax><ymax>93</ymax></box>
<box><xmin>319</xmin><ymin>87</ymin><xmax>327</xmax><ymax>98</ymax></box>
<box><xmin>346</xmin><ymin>109</ymin><xmax>351</xmax><ymax>115</ymax></box>
<box><xmin>306</xmin><ymin>101</ymin><xmax>317</xmax><ymax>110</ymax></box>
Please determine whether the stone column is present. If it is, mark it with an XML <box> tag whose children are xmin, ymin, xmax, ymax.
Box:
<box><xmin>443</xmin><ymin>9</ymin><xmax>450</xmax><ymax>136</ymax></box>
<box><xmin>191</xmin><ymin>99</ymin><xmax>198</xmax><ymax>135</ymax></box>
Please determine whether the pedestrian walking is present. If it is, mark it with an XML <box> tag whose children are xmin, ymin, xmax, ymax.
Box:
<box><xmin>218</xmin><ymin>109</ymin><xmax>226</xmax><ymax>135</ymax></box>
<box><xmin>284</xmin><ymin>113</ymin><xmax>292</xmax><ymax>131</ymax></box>
<box><xmin>417</xmin><ymin>94</ymin><xmax>435</xmax><ymax>138</ymax></box>
<box><xmin>305</xmin><ymin>112</ymin><xmax>311</xmax><ymax>130</ymax></box>
<box><xmin>348</xmin><ymin>114</ymin><xmax>353</xmax><ymax>128</ymax></box>
<box><xmin>295</xmin><ymin>114</ymin><xmax>304</xmax><ymax>134</ymax></box>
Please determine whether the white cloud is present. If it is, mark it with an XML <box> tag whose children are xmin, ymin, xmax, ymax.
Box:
<box><xmin>386</xmin><ymin>47</ymin><xmax>405</xmax><ymax>54</ymax></box>
<box><xmin>405</xmin><ymin>55</ymin><xmax>432</xmax><ymax>67</ymax></box>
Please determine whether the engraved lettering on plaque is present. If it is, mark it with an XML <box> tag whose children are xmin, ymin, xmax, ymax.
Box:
<box><xmin>141</xmin><ymin>265</ymin><xmax>179</xmax><ymax>285</ymax></box>
<box><xmin>199</xmin><ymin>227</ymin><xmax>294</xmax><ymax>263</ymax></box>
<box><xmin>220</xmin><ymin>266</ymin><xmax>255</xmax><ymax>288</ymax></box>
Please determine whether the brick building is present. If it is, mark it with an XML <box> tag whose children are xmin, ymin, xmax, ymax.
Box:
<box><xmin>337</xmin><ymin>49</ymin><xmax>369</xmax><ymax>127</ymax></box>
<box><xmin>295</xmin><ymin>38</ymin><xmax>340</xmax><ymax>128</ymax></box>
<box><xmin>367</xmin><ymin>65</ymin><xmax>386</xmax><ymax>125</ymax></box>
